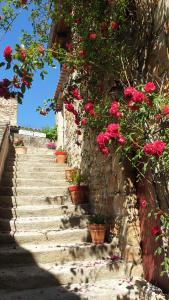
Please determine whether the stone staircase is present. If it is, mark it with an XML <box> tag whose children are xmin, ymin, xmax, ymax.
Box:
<box><xmin>0</xmin><ymin>150</ymin><xmax>166</xmax><ymax>300</ymax></box>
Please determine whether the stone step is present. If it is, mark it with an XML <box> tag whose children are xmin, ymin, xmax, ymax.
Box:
<box><xmin>0</xmin><ymin>243</ymin><xmax>118</xmax><ymax>266</ymax></box>
<box><xmin>0</xmin><ymin>195</ymin><xmax>69</xmax><ymax>207</ymax></box>
<box><xmin>0</xmin><ymin>214</ymin><xmax>89</xmax><ymax>232</ymax></box>
<box><xmin>8</xmin><ymin>154</ymin><xmax>55</xmax><ymax>160</ymax></box>
<box><xmin>0</xmin><ymin>260</ymin><xmax>127</xmax><ymax>292</ymax></box>
<box><xmin>6</xmin><ymin>161</ymin><xmax>60</xmax><ymax>168</ymax></box>
<box><xmin>5</xmin><ymin>165</ymin><xmax>66</xmax><ymax>172</ymax></box>
<box><xmin>3</xmin><ymin>171</ymin><xmax>66</xmax><ymax>180</ymax></box>
<box><xmin>0</xmin><ymin>204</ymin><xmax>90</xmax><ymax>218</ymax></box>
<box><xmin>7</xmin><ymin>156</ymin><xmax>56</xmax><ymax>162</ymax></box>
<box><xmin>1</xmin><ymin>178</ymin><xmax>68</xmax><ymax>187</ymax></box>
<box><xmin>0</xmin><ymin>228</ymin><xmax>90</xmax><ymax>245</ymax></box>
<box><xmin>0</xmin><ymin>186</ymin><xmax>68</xmax><ymax>196</ymax></box>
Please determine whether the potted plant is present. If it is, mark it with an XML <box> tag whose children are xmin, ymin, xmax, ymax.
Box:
<box><xmin>65</xmin><ymin>167</ymin><xmax>78</xmax><ymax>182</ymax></box>
<box><xmin>55</xmin><ymin>147</ymin><xmax>67</xmax><ymax>164</ymax></box>
<box><xmin>14</xmin><ymin>139</ymin><xmax>27</xmax><ymax>155</ymax></box>
<box><xmin>88</xmin><ymin>214</ymin><xmax>107</xmax><ymax>244</ymax></box>
<box><xmin>68</xmin><ymin>169</ymin><xmax>89</xmax><ymax>205</ymax></box>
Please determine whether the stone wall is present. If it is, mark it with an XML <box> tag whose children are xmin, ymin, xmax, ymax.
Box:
<box><xmin>60</xmin><ymin>0</ymin><xmax>169</xmax><ymax>285</ymax></box>
<box><xmin>63</xmin><ymin>114</ymin><xmax>142</xmax><ymax>276</ymax></box>
<box><xmin>0</xmin><ymin>98</ymin><xmax>17</xmax><ymax>126</ymax></box>
<box><xmin>138</xmin><ymin>0</ymin><xmax>169</xmax><ymax>92</ymax></box>
<box><xmin>64</xmin><ymin>109</ymin><xmax>83</xmax><ymax>168</ymax></box>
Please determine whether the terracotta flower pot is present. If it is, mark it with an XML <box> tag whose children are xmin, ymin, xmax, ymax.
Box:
<box><xmin>15</xmin><ymin>146</ymin><xmax>27</xmax><ymax>155</ymax></box>
<box><xmin>88</xmin><ymin>224</ymin><xmax>106</xmax><ymax>244</ymax></box>
<box><xmin>55</xmin><ymin>151</ymin><xmax>67</xmax><ymax>164</ymax></box>
<box><xmin>68</xmin><ymin>185</ymin><xmax>88</xmax><ymax>205</ymax></box>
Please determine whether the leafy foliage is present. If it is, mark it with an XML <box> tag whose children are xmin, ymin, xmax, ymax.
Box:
<box><xmin>41</xmin><ymin>126</ymin><xmax>57</xmax><ymax>140</ymax></box>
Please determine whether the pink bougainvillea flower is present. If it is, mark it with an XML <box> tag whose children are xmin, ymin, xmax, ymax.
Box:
<box><xmin>111</xmin><ymin>21</ymin><xmax>119</xmax><ymax>30</ymax></box>
<box><xmin>144</xmin><ymin>82</ymin><xmax>156</xmax><ymax>94</ymax></box>
<box><xmin>96</xmin><ymin>132</ymin><xmax>110</xmax><ymax>147</ymax></box>
<box><xmin>84</xmin><ymin>102</ymin><xmax>94</xmax><ymax>112</ymax></box>
<box><xmin>109</xmin><ymin>101</ymin><xmax>122</xmax><ymax>118</ymax></box>
<box><xmin>101</xmin><ymin>147</ymin><xmax>110</xmax><ymax>155</ymax></box>
<box><xmin>124</xmin><ymin>86</ymin><xmax>137</xmax><ymax>98</ymax></box>
<box><xmin>3</xmin><ymin>46</ymin><xmax>12</xmax><ymax>61</ymax></box>
<box><xmin>151</xmin><ymin>226</ymin><xmax>161</xmax><ymax>237</ymax></box>
<box><xmin>131</xmin><ymin>90</ymin><xmax>145</xmax><ymax>103</ymax></box>
<box><xmin>89</xmin><ymin>109</ymin><xmax>95</xmax><ymax>117</ymax></box>
<box><xmin>118</xmin><ymin>135</ymin><xmax>126</xmax><ymax>146</ymax></box>
<box><xmin>72</xmin><ymin>88</ymin><xmax>81</xmax><ymax>100</ymax></box>
<box><xmin>81</xmin><ymin>118</ymin><xmax>87</xmax><ymax>126</ymax></box>
<box><xmin>162</xmin><ymin>106</ymin><xmax>169</xmax><ymax>115</ymax></box>
<box><xmin>139</xmin><ymin>198</ymin><xmax>147</xmax><ymax>209</ymax></box>
<box><xmin>106</xmin><ymin>123</ymin><xmax>120</xmax><ymax>139</ymax></box>
<box><xmin>65</xmin><ymin>103</ymin><xmax>75</xmax><ymax>113</ymax></box>
<box><xmin>144</xmin><ymin>140</ymin><xmax>166</xmax><ymax>157</ymax></box>
<box><xmin>88</xmin><ymin>33</ymin><xmax>97</xmax><ymax>40</ymax></box>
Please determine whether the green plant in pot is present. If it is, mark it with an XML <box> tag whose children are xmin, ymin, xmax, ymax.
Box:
<box><xmin>88</xmin><ymin>214</ymin><xmax>107</xmax><ymax>244</ymax></box>
<box><xmin>14</xmin><ymin>139</ymin><xmax>27</xmax><ymax>155</ymax></box>
<box><xmin>55</xmin><ymin>147</ymin><xmax>67</xmax><ymax>164</ymax></box>
<box><xmin>68</xmin><ymin>169</ymin><xmax>89</xmax><ymax>205</ymax></box>
<box><xmin>65</xmin><ymin>167</ymin><xmax>78</xmax><ymax>182</ymax></box>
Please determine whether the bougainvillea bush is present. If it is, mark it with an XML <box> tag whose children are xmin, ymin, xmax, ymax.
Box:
<box><xmin>0</xmin><ymin>0</ymin><xmax>169</xmax><ymax>274</ymax></box>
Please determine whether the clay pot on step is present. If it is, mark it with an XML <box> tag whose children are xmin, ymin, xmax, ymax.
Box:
<box><xmin>55</xmin><ymin>151</ymin><xmax>67</xmax><ymax>164</ymax></box>
<box><xmin>68</xmin><ymin>185</ymin><xmax>88</xmax><ymax>205</ymax></box>
<box><xmin>88</xmin><ymin>224</ymin><xmax>106</xmax><ymax>244</ymax></box>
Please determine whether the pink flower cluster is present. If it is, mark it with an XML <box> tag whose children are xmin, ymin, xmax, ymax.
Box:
<box><xmin>84</xmin><ymin>102</ymin><xmax>95</xmax><ymax>117</ymax></box>
<box><xmin>109</xmin><ymin>101</ymin><xmax>122</xmax><ymax>118</ymax></box>
<box><xmin>72</xmin><ymin>88</ymin><xmax>81</xmax><ymax>100</ymax></box>
<box><xmin>144</xmin><ymin>140</ymin><xmax>166</xmax><ymax>157</ymax></box>
<box><xmin>144</xmin><ymin>82</ymin><xmax>156</xmax><ymax>94</ymax></box>
<box><xmin>124</xmin><ymin>82</ymin><xmax>156</xmax><ymax>111</ymax></box>
<box><xmin>124</xmin><ymin>86</ymin><xmax>145</xmax><ymax>111</ymax></box>
<box><xmin>65</xmin><ymin>102</ymin><xmax>80</xmax><ymax>126</ymax></box>
<box><xmin>3</xmin><ymin>46</ymin><xmax>12</xmax><ymax>61</ymax></box>
<box><xmin>151</xmin><ymin>226</ymin><xmax>161</xmax><ymax>237</ymax></box>
<box><xmin>162</xmin><ymin>106</ymin><xmax>169</xmax><ymax>115</ymax></box>
<box><xmin>96</xmin><ymin>123</ymin><xmax>126</xmax><ymax>155</ymax></box>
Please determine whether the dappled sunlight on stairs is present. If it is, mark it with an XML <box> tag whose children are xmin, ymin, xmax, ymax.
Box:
<box><xmin>0</xmin><ymin>149</ymin><xmax>160</xmax><ymax>299</ymax></box>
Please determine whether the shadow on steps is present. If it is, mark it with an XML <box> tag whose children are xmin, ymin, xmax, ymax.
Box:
<box><xmin>0</xmin><ymin>151</ymin><xmax>81</xmax><ymax>300</ymax></box>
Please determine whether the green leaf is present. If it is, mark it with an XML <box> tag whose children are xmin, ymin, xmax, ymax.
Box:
<box><xmin>0</xmin><ymin>62</ymin><xmax>5</xmax><ymax>68</ymax></box>
<box><xmin>21</xmin><ymin>83</ymin><xmax>26</xmax><ymax>94</ymax></box>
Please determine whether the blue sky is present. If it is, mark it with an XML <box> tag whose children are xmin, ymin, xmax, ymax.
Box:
<box><xmin>0</xmin><ymin>8</ymin><xmax>60</xmax><ymax>129</ymax></box>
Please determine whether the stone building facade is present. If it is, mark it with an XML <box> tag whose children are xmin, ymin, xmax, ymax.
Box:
<box><xmin>0</xmin><ymin>97</ymin><xmax>17</xmax><ymax>126</ymax></box>
<box><xmin>54</xmin><ymin>0</ymin><xmax>169</xmax><ymax>289</ymax></box>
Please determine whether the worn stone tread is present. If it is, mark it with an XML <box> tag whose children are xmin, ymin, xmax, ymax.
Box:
<box><xmin>0</xmin><ymin>242</ymin><xmax>118</xmax><ymax>266</ymax></box>
<box><xmin>0</xmin><ymin>278</ymin><xmax>167</xmax><ymax>300</ymax></box>
<box><xmin>0</xmin><ymin>260</ymin><xmax>126</xmax><ymax>291</ymax></box>
<box><xmin>0</xmin><ymin>227</ymin><xmax>90</xmax><ymax>245</ymax></box>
